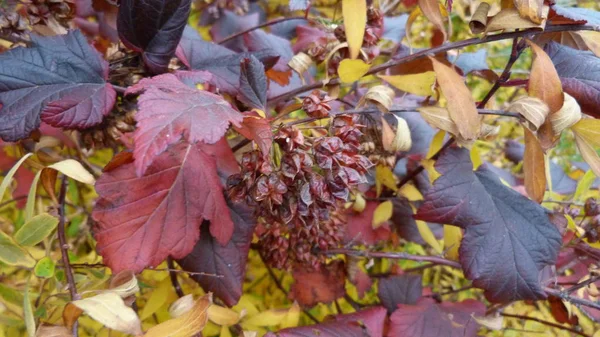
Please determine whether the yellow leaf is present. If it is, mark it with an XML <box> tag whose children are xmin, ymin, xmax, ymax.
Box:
<box><xmin>418</xmin><ymin>106</ymin><xmax>459</xmax><ymax>137</ymax></box>
<box><xmin>372</xmin><ymin>201</ymin><xmax>393</xmax><ymax>229</ymax></box>
<box><xmin>399</xmin><ymin>184</ymin><xmax>423</xmax><ymax>201</ymax></box>
<box><xmin>571</xmin><ymin>118</ymin><xmax>600</xmax><ymax>148</ymax></box>
<box><xmin>14</xmin><ymin>213</ymin><xmax>59</xmax><ymax>246</ymax></box>
<box><xmin>470</xmin><ymin>146</ymin><xmax>483</xmax><ymax>170</ymax></box>
<box><xmin>430</xmin><ymin>57</ymin><xmax>480</xmax><ymax>140</ymax></box>
<box><xmin>46</xmin><ymin>159</ymin><xmax>95</xmax><ymax>185</ymax></box>
<box><xmin>357</xmin><ymin>85</ymin><xmax>395</xmax><ymax>112</ymax></box>
<box><xmin>352</xmin><ymin>193</ymin><xmax>366</xmax><ymax>212</ymax></box>
<box><xmin>524</xmin><ymin>128</ymin><xmax>547</xmax><ymax>203</ymax></box>
<box><xmin>140</xmin><ymin>278</ymin><xmax>172</xmax><ymax>320</ymax></box>
<box><xmin>70</xmin><ymin>293</ymin><xmax>142</xmax><ymax>336</ymax></box>
<box><xmin>342</xmin><ymin>0</ymin><xmax>367</xmax><ymax>59</ymax></box>
<box><xmin>416</xmin><ymin>220</ymin><xmax>443</xmax><ymax>253</ymax></box>
<box><xmin>242</xmin><ymin>309</ymin><xmax>287</xmax><ymax>327</ymax></box>
<box><xmin>208</xmin><ymin>305</ymin><xmax>242</xmax><ymax>326</ymax></box>
<box><xmin>379</xmin><ymin>72</ymin><xmax>436</xmax><ymax>97</ymax></box>
<box><xmin>144</xmin><ymin>293</ymin><xmax>212</xmax><ymax>337</ymax></box>
<box><xmin>443</xmin><ymin>225</ymin><xmax>462</xmax><ymax>261</ymax></box>
<box><xmin>280</xmin><ymin>302</ymin><xmax>300</xmax><ymax>329</ymax></box>
<box><xmin>220</xmin><ymin>326</ymin><xmax>232</xmax><ymax>337</ymax></box>
<box><xmin>338</xmin><ymin>59</ymin><xmax>370</xmax><ymax>83</ymax></box>
<box><xmin>550</xmin><ymin>93</ymin><xmax>581</xmax><ymax>136</ymax></box>
<box><xmin>574</xmin><ymin>170</ymin><xmax>596</xmax><ymax>202</ymax></box>
<box><xmin>107</xmin><ymin>270</ymin><xmax>140</xmax><ymax>300</ymax></box>
<box><xmin>427</xmin><ymin>130</ymin><xmax>446</xmax><ymax>159</ymax></box>
<box><xmin>575</xmin><ymin>133</ymin><xmax>600</xmax><ymax>178</ymax></box>
<box><xmin>35</xmin><ymin>325</ymin><xmax>72</xmax><ymax>337</ymax></box>
<box><xmin>375</xmin><ymin>165</ymin><xmax>397</xmax><ymax>196</ymax></box>
<box><xmin>514</xmin><ymin>0</ymin><xmax>544</xmax><ymax>24</ymax></box>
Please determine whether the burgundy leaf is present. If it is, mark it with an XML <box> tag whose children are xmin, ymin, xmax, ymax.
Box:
<box><xmin>548</xmin><ymin>5</ymin><xmax>600</xmax><ymax>28</ymax></box>
<box><xmin>344</xmin><ymin>201</ymin><xmax>392</xmax><ymax>245</ymax></box>
<box><xmin>293</xmin><ymin>25</ymin><xmax>332</xmax><ymax>54</ymax></box>
<box><xmin>290</xmin><ymin>260</ymin><xmax>347</xmax><ymax>307</ymax></box>
<box><xmin>117</xmin><ymin>0</ymin><xmax>191</xmax><ymax>74</ymax></box>
<box><xmin>388</xmin><ymin>298</ymin><xmax>485</xmax><ymax>337</ymax></box>
<box><xmin>545</xmin><ymin>41</ymin><xmax>600</xmax><ymax>118</ymax></box>
<box><xmin>334</xmin><ymin>307</ymin><xmax>387</xmax><ymax>337</ymax></box>
<box><xmin>125</xmin><ymin>73</ymin><xmax>243</xmax><ymax>177</ymax></box>
<box><xmin>378</xmin><ymin>274</ymin><xmax>423</xmax><ymax>314</ymax></box>
<box><xmin>415</xmin><ymin>147</ymin><xmax>562</xmax><ymax>302</ymax></box>
<box><xmin>244</xmin><ymin>30</ymin><xmax>294</xmax><ymax>74</ymax></box>
<box><xmin>176</xmin><ymin>26</ymin><xmax>280</xmax><ymax>94</ymax></box>
<box><xmin>266</xmin><ymin>321</ymin><xmax>368</xmax><ymax>337</ymax></box>
<box><xmin>176</xmin><ymin>200</ymin><xmax>255</xmax><ymax>306</ymax></box>
<box><xmin>92</xmin><ymin>142</ymin><xmax>234</xmax><ymax>273</ymax></box>
<box><xmin>234</xmin><ymin>114</ymin><xmax>273</xmax><ymax>157</ymax></box>
<box><xmin>238</xmin><ymin>56</ymin><xmax>268</xmax><ymax>111</ymax></box>
<box><xmin>0</xmin><ymin>30</ymin><xmax>116</xmax><ymax>142</ymax></box>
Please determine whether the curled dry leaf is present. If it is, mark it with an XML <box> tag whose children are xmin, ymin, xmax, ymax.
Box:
<box><xmin>382</xmin><ymin>115</ymin><xmax>412</xmax><ymax>152</ymax></box>
<box><xmin>469</xmin><ymin>2</ymin><xmax>490</xmax><ymax>34</ymax></box>
<box><xmin>357</xmin><ymin>85</ymin><xmax>395</xmax><ymax>113</ymax></box>
<box><xmin>550</xmin><ymin>93</ymin><xmax>582</xmax><ymax>136</ymax></box>
<box><xmin>45</xmin><ymin>159</ymin><xmax>96</xmax><ymax>185</ymax></box>
<box><xmin>430</xmin><ymin>57</ymin><xmax>480</xmax><ymax>140</ymax></box>
<box><xmin>514</xmin><ymin>0</ymin><xmax>545</xmax><ymax>24</ymax></box>
<box><xmin>67</xmin><ymin>293</ymin><xmax>143</xmax><ymax>336</ymax></box>
<box><xmin>169</xmin><ymin>294</ymin><xmax>195</xmax><ymax>318</ymax></box>
<box><xmin>417</xmin><ymin>106</ymin><xmax>459</xmax><ymax>137</ymax></box>
<box><xmin>288</xmin><ymin>52</ymin><xmax>313</xmax><ymax>83</ymax></box>
<box><xmin>144</xmin><ymin>293</ymin><xmax>212</xmax><ymax>337</ymax></box>
<box><xmin>485</xmin><ymin>6</ymin><xmax>548</xmax><ymax>33</ymax></box>
<box><xmin>508</xmin><ymin>96</ymin><xmax>550</xmax><ymax>131</ymax></box>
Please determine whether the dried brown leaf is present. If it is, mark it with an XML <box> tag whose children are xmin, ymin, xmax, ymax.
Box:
<box><xmin>524</xmin><ymin>128</ymin><xmax>547</xmax><ymax>203</ymax></box>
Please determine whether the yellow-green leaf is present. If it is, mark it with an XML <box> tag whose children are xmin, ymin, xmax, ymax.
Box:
<box><xmin>572</xmin><ymin>119</ymin><xmax>600</xmax><ymax>148</ymax></box>
<box><xmin>379</xmin><ymin>72</ymin><xmax>436</xmax><ymax>97</ymax></box>
<box><xmin>338</xmin><ymin>59</ymin><xmax>370</xmax><ymax>83</ymax></box>
<box><xmin>140</xmin><ymin>278</ymin><xmax>172</xmax><ymax>320</ymax></box>
<box><xmin>0</xmin><ymin>152</ymin><xmax>33</xmax><ymax>202</ymax></box>
<box><xmin>14</xmin><ymin>213</ymin><xmax>59</xmax><ymax>246</ymax></box>
<box><xmin>208</xmin><ymin>305</ymin><xmax>242</xmax><ymax>326</ymax></box>
<box><xmin>24</xmin><ymin>279</ymin><xmax>36</xmax><ymax>337</ymax></box>
<box><xmin>342</xmin><ymin>0</ymin><xmax>367</xmax><ymax>59</ymax></box>
<box><xmin>443</xmin><ymin>225</ymin><xmax>462</xmax><ymax>261</ymax></box>
<box><xmin>575</xmin><ymin>170</ymin><xmax>596</xmax><ymax>202</ymax></box>
<box><xmin>575</xmin><ymin>133</ymin><xmax>600</xmax><ymax>178</ymax></box>
<box><xmin>46</xmin><ymin>159</ymin><xmax>95</xmax><ymax>185</ymax></box>
<box><xmin>0</xmin><ymin>230</ymin><xmax>35</xmax><ymax>268</ymax></box>
<box><xmin>34</xmin><ymin>257</ymin><xmax>56</xmax><ymax>279</ymax></box>
<box><xmin>372</xmin><ymin>201</ymin><xmax>393</xmax><ymax>229</ymax></box>
<box><xmin>416</xmin><ymin>220</ymin><xmax>443</xmax><ymax>254</ymax></box>
<box><xmin>25</xmin><ymin>170</ymin><xmax>42</xmax><ymax>223</ymax></box>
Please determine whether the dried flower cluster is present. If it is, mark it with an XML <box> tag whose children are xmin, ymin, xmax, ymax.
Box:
<box><xmin>228</xmin><ymin>115</ymin><xmax>372</xmax><ymax>268</ymax></box>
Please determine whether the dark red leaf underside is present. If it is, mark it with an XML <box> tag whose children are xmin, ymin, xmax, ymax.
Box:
<box><xmin>125</xmin><ymin>73</ymin><xmax>243</xmax><ymax>177</ymax></box>
<box><xmin>415</xmin><ymin>147</ymin><xmax>562</xmax><ymax>302</ymax></box>
<box><xmin>238</xmin><ymin>56</ymin><xmax>268</xmax><ymax>111</ymax></box>
<box><xmin>176</xmin><ymin>200</ymin><xmax>255</xmax><ymax>306</ymax></box>
<box><xmin>0</xmin><ymin>30</ymin><xmax>116</xmax><ymax>142</ymax></box>
<box><xmin>92</xmin><ymin>142</ymin><xmax>234</xmax><ymax>273</ymax></box>
<box><xmin>377</xmin><ymin>274</ymin><xmax>423</xmax><ymax>313</ymax></box>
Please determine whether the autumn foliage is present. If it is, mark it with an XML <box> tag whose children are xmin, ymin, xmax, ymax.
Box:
<box><xmin>1</xmin><ymin>0</ymin><xmax>600</xmax><ymax>336</ymax></box>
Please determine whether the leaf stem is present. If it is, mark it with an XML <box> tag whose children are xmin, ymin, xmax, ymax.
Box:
<box><xmin>543</xmin><ymin>286</ymin><xmax>600</xmax><ymax>311</ymax></box>
<box><xmin>269</xmin><ymin>24</ymin><xmax>598</xmax><ymax>105</ymax></box>
<box><xmin>57</xmin><ymin>176</ymin><xmax>80</xmax><ymax>337</ymax></box>
<box><xmin>217</xmin><ymin>16</ymin><xmax>308</xmax><ymax>45</ymax></box>
<box><xmin>167</xmin><ymin>257</ymin><xmax>185</xmax><ymax>298</ymax></box>
<box><xmin>501</xmin><ymin>313</ymin><xmax>590</xmax><ymax>337</ymax></box>
<box><xmin>323</xmin><ymin>248</ymin><xmax>462</xmax><ymax>268</ymax></box>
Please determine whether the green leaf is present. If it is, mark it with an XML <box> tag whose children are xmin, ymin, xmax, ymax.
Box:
<box><xmin>34</xmin><ymin>257</ymin><xmax>55</xmax><ymax>279</ymax></box>
<box><xmin>0</xmin><ymin>230</ymin><xmax>35</xmax><ymax>267</ymax></box>
<box><xmin>14</xmin><ymin>213</ymin><xmax>59</xmax><ymax>247</ymax></box>
<box><xmin>0</xmin><ymin>152</ymin><xmax>33</xmax><ymax>202</ymax></box>
<box><xmin>25</xmin><ymin>171</ymin><xmax>42</xmax><ymax>223</ymax></box>
<box><xmin>574</xmin><ymin>170</ymin><xmax>596</xmax><ymax>202</ymax></box>
<box><xmin>23</xmin><ymin>279</ymin><xmax>36</xmax><ymax>337</ymax></box>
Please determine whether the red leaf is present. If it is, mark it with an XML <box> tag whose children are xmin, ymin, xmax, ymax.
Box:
<box><xmin>388</xmin><ymin>298</ymin><xmax>485</xmax><ymax>337</ymax></box>
<box><xmin>344</xmin><ymin>201</ymin><xmax>392</xmax><ymax>245</ymax></box>
<box><xmin>334</xmin><ymin>307</ymin><xmax>387</xmax><ymax>337</ymax></box>
<box><xmin>234</xmin><ymin>114</ymin><xmax>273</xmax><ymax>157</ymax></box>
<box><xmin>290</xmin><ymin>260</ymin><xmax>347</xmax><ymax>307</ymax></box>
<box><xmin>125</xmin><ymin>73</ymin><xmax>243</xmax><ymax>177</ymax></box>
<box><xmin>378</xmin><ymin>274</ymin><xmax>423</xmax><ymax>313</ymax></box>
<box><xmin>92</xmin><ymin>142</ymin><xmax>234</xmax><ymax>273</ymax></box>
<box><xmin>176</xmin><ymin>200</ymin><xmax>255</xmax><ymax>306</ymax></box>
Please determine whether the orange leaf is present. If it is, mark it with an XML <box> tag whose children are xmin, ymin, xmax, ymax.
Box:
<box><xmin>523</xmin><ymin>128</ymin><xmax>547</xmax><ymax>203</ymax></box>
<box><xmin>418</xmin><ymin>0</ymin><xmax>447</xmax><ymax>40</ymax></box>
<box><xmin>429</xmin><ymin>57</ymin><xmax>480</xmax><ymax>140</ymax></box>
<box><xmin>514</xmin><ymin>0</ymin><xmax>544</xmax><ymax>24</ymax></box>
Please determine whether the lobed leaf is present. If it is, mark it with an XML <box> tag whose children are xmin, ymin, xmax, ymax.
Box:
<box><xmin>0</xmin><ymin>30</ymin><xmax>116</xmax><ymax>142</ymax></box>
<box><xmin>415</xmin><ymin>147</ymin><xmax>562</xmax><ymax>302</ymax></box>
<box><xmin>378</xmin><ymin>274</ymin><xmax>422</xmax><ymax>314</ymax></box>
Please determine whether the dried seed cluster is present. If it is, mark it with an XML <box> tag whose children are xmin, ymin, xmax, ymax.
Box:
<box><xmin>228</xmin><ymin>115</ymin><xmax>372</xmax><ymax>269</ymax></box>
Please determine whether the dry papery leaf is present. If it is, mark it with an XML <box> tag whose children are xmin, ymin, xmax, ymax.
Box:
<box><xmin>524</xmin><ymin>127</ymin><xmax>547</xmax><ymax>203</ymax></box>
<box><xmin>288</xmin><ymin>52</ymin><xmax>312</xmax><ymax>84</ymax></box>
<box><xmin>381</xmin><ymin>115</ymin><xmax>412</xmax><ymax>153</ymax></box>
<box><xmin>65</xmin><ymin>293</ymin><xmax>142</xmax><ymax>336</ymax></box>
<box><xmin>144</xmin><ymin>293</ymin><xmax>212</xmax><ymax>337</ymax></box>
<box><xmin>508</xmin><ymin>96</ymin><xmax>550</xmax><ymax>131</ymax></box>
<box><xmin>470</xmin><ymin>2</ymin><xmax>491</xmax><ymax>34</ymax></box>
<box><xmin>485</xmin><ymin>6</ymin><xmax>549</xmax><ymax>33</ymax></box>
<box><xmin>357</xmin><ymin>85</ymin><xmax>395</xmax><ymax>112</ymax></box>
<box><xmin>550</xmin><ymin>93</ymin><xmax>582</xmax><ymax>136</ymax></box>
<box><xmin>514</xmin><ymin>0</ymin><xmax>545</xmax><ymax>24</ymax></box>
<box><xmin>418</xmin><ymin>0</ymin><xmax>448</xmax><ymax>41</ymax></box>
<box><xmin>36</xmin><ymin>325</ymin><xmax>72</xmax><ymax>337</ymax></box>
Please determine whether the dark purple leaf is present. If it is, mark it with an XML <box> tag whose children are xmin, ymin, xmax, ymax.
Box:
<box><xmin>415</xmin><ymin>147</ymin><xmax>562</xmax><ymax>302</ymax></box>
<box><xmin>176</xmin><ymin>26</ymin><xmax>279</xmax><ymax>94</ymax></box>
<box><xmin>117</xmin><ymin>0</ymin><xmax>191</xmax><ymax>74</ymax></box>
<box><xmin>0</xmin><ymin>30</ymin><xmax>116</xmax><ymax>142</ymax></box>
<box><xmin>334</xmin><ymin>307</ymin><xmax>387</xmax><ymax>337</ymax></box>
<box><xmin>481</xmin><ymin>162</ymin><xmax>520</xmax><ymax>187</ymax></box>
<box><xmin>378</xmin><ymin>274</ymin><xmax>423</xmax><ymax>314</ymax></box>
<box><xmin>176</xmin><ymin>200</ymin><xmax>256</xmax><ymax>306</ymax></box>
<box><xmin>244</xmin><ymin>30</ymin><xmax>294</xmax><ymax>73</ymax></box>
<box><xmin>388</xmin><ymin>298</ymin><xmax>485</xmax><ymax>337</ymax></box>
<box><xmin>238</xmin><ymin>56</ymin><xmax>267</xmax><ymax>111</ymax></box>
<box><xmin>391</xmin><ymin>198</ymin><xmax>442</xmax><ymax>244</ymax></box>
<box><xmin>270</xmin><ymin>18</ymin><xmax>308</xmax><ymax>39</ymax></box>
<box><xmin>210</xmin><ymin>10</ymin><xmax>259</xmax><ymax>51</ymax></box>
<box><xmin>545</xmin><ymin>41</ymin><xmax>600</xmax><ymax>119</ymax></box>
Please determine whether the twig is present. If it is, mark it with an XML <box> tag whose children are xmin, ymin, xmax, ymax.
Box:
<box><xmin>167</xmin><ymin>258</ymin><xmax>185</xmax><ymax>298</ymax></box>
<box><xmin>566</xmin><ymin>275</ymin><xmax>600</xmax><ymax>294</ymax></box>
<box><xmin>57</xmin><ymin>176</ymin><xmax>80</xmax><ymax>337</ymax></box>
<box><xmin>68</xmin><ymin>262</ymin><xmax>223</xmax><ymax>277</ymax></box>
<box><xmin>501</xmin><ymin>313</ymin><xmax>590</xmax><ymax>337</ymax></box>
<box><xmin>217</xmin><ymin>17</ymin><xmax>307</xmax><ymax>45</ymax></box>
<box><xmin>270</xmin><ymin>24</ymin><xmax>597</xmax><ymax>105</ymax></box>
<box><xmin>258</xmin><ymin>252</ymin><xmax>320</xmax><ymax>323</ymax></box>
<box><xmin>111</xmin><ymin>84</ymin><xmax>127</xmax><ymax>94</ymax></box>
<box><xmin>323</xmin><ymin>248</ymin><xmax>461</xmax><ymax>269</ymax></box>
<box><xmin>544</xmin><ymin>287</ymin><xmax>600</xmax><ymax>311</ymax></box>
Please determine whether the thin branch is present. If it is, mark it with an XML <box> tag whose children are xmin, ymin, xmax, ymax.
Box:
<box><xmin>269</xmin><ymin>24</ymin><xmax>598</xmax><ymax>105</ymax></box>
<box><xmin>111</xmin><ymin>84</ymin><xmax>127</xmax><ymax>94</ymax></box>
<box><xmin>57</xmin><ymin>176</ymin><xmax>80</xmax><ymax>337</ymax></box>
<box><xmin>167</xmin><ymin>258</ymin><xmax>185</xmax><ymax>298</ymax></box>
<box><xmin>544</xmin><ymin>287</ymin><xmax>600</xmax><ymax>311</ymax></box>
<box><xmin>566</xmin><ymin>275</ymin><xmax>600</xmax><ymax>294</ymax></box>
<box><xmin>217</xmin><ymin>17</ymin><xmax>308</xmax><ymax>45</ymax></box>
<box><xmin>501</xmin><ymin>313</ymin><xmax>590</xmax><ymax>337</ymax></box>
<box><xmin>323</xmin><ymin>248</ymin><xmax>462</xmax><ymax>269</ymax></box>
<box><xmin>68</xmin><ymin>262</ymin><xmax>223</xmax><ymax>277</ymax></box>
